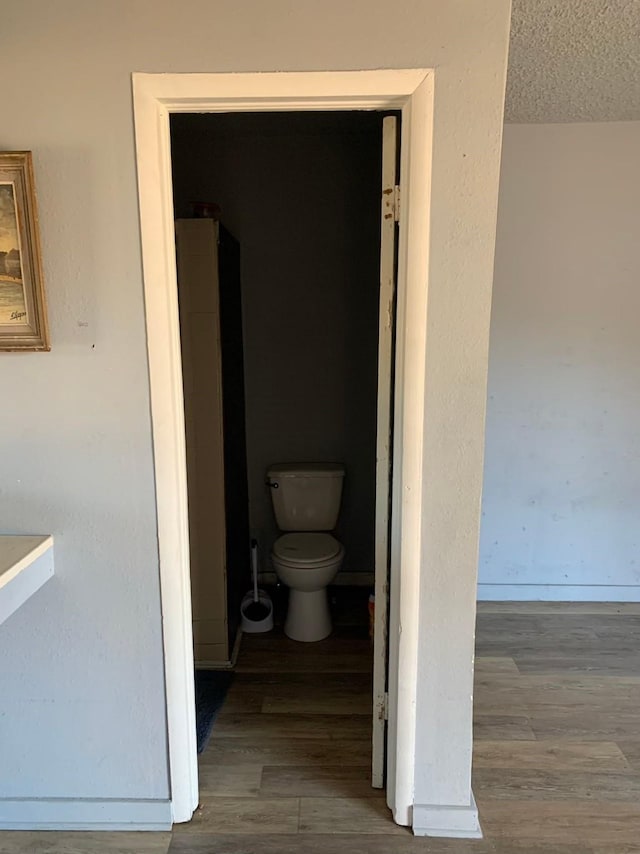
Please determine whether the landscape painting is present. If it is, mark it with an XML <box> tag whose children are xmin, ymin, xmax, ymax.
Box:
<box><xmin>0</xmin><ymin>152</ymin><xmax>49</xmax><ymax>350</ymax></box>
<box><xmin>0</xmin><ymin>182</ymin><xmax>28</xmax><ymax>325</ymax></box>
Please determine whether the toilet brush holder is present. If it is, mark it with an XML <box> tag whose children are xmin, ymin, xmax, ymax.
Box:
<box><xmin>240</xmin><ymin>589</ymin><xmax>274</xmax><ymax>633</ymax></box>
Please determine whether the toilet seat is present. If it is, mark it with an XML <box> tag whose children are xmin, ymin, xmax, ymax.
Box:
<box><xmin>273</xmin><ymin>533</ymin><xmax>342</xmax><ymax>568</ymax></box>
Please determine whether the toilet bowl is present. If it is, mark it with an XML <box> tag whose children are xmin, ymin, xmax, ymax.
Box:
<box><xmin>266</xmin><ymin>462</ymin><xmax>346</xmax><ymax>643</ymax></box>
<box><xmin>272</xmin><ymin>532</ymin><xmax>345</xmax><ymax>642</ymax></box>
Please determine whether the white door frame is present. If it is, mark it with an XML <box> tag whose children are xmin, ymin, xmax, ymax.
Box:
<box><xmin>132</xmin><ymin>69</ymin><xmax>433</xmax><ymax>826</ymax></box>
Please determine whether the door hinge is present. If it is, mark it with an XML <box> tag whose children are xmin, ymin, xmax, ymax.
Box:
<box><xmin>393</xmin><ymin>185</ymin><xmax>400</xmax><ymax>223</ymax></box>
<box><xmin>378</xmin><ymin>691</ymin><xmax>389</xmax><ymax>722</ymax></box>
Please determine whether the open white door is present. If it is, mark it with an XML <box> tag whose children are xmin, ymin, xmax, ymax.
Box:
<box><xmin>372</xmin><ymin>115</ymin><xmax>399</xmax><ymax>789</ymax></box>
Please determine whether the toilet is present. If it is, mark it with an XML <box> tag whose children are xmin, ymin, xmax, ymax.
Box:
<box><xmin>267</xmin><ymin>463</ymin><xmax>345</xmax><ymax>642</ymax></box>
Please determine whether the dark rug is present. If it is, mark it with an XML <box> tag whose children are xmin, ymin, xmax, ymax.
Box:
<box><xmin>194</xmin><ymin>669</ymin><xmax>234</xmax><ymax>754</ymax></box>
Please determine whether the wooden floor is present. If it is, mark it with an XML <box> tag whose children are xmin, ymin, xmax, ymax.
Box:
<box><xmin>2</xmin><ymin>601</ymin><xmax>640</xmax><ymax>853</ymax></box>
<box><xmin>473</xmin><ymin>602</ymin><xmax>640</xmax><ymax>854</ymax></box>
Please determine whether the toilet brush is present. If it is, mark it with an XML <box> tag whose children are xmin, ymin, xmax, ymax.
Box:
<box><xmin>243</xmin><ymin>539</ymin><xmax>270</xmax><ymax>622</ymax></box>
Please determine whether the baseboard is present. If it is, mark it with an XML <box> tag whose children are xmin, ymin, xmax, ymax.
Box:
<box><xmin>195</xmin><ymin>625</ymin><xmax>242</xmax><ymax>670</ymax></box>
<box><xmin>412</xmin><ymin>792</ymin><xmax>481</xmax><ymax>838</ymax></box>
<box><xmin>477</xmin><ymin>583</ymin><xmax>640</xmax><ymax>602</ymax></box>
<box><xmin>0</xmin><ymin>798</ymin><xmax>172</xmax><ymax>831</ymax></box>
<box><xmin>477</xmin><ymin>601</ymin><xmax>640</xmax><ymax>614</ymax></box>
<box><xmin>194</xmin><ymin>658</ymin><xmax>233</xmax><ymax>669</ymax></box>
<box><xmin>258</xmin><ymin>571</ymin><xmax>374</xmax><ymax>587</ymax></box>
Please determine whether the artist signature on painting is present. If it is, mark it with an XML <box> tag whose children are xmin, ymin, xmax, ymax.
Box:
<box><xmin>10</xmin><ymin>310</ymin><xmax>27</xmax><ymax>321</ymax></box>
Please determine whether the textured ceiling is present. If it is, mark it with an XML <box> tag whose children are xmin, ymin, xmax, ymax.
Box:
<box><xmin>505</xmin><ymin>0</ymin><xmax>640</xmax><ymax>122</ymax></box>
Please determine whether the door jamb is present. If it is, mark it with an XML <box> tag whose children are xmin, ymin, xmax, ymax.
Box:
<box><xmin>132</xmin><ymin>69</ymin><xmax>433</xmax><ymax>826</ymax></box>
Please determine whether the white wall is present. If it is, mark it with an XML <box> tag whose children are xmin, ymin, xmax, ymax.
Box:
<box><xmin>0</xmin><ymin>0</ymin><xmax>510</xmax><ymax>831</ymax></box>
<box><xmin>479</xmin><ymin>122</ymin><xmax>640</xmax><ymax>601</ymax></box>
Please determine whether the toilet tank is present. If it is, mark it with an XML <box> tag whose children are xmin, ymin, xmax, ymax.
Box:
<box><xmin>267</xmin><ymin>463</ymin><xmax>345</xmax><ymax>531</ymax></box>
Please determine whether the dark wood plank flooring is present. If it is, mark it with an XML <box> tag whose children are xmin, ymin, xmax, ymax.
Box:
<box><xmin>2</xmin><ymin>601</ymin><xmax>639</xmax><ymax>853</ymax></box>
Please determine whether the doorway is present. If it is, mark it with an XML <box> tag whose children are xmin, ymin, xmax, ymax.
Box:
<box><xmin>170</xmin><ymin>108</ymin><xmax>386</xmax><ymax>641</ymax></box>
<box><xmin>132</xmin><ymin>70</ymin><xmax>433</xmax><ymax>828</ymax></box>
<box><xmin>170</xmin><ymin>108</ymin><xmax>392</xmax><ymax>818</ymax></box>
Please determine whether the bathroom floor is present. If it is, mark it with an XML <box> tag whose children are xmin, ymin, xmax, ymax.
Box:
<box><xmin>2</xmin><ymin>602</ymin><xmax>640</xmax><ymax>853</ymax></box>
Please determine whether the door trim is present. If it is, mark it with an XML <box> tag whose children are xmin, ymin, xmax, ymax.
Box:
<box><xmin>132</xmin><ymin>69</ymin><xmax>433</xmax><ymax>826</ymax></box>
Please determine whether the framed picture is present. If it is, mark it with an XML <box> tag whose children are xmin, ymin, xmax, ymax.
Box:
<box><xmin>0</xmin><ymin>151</ymin><xmax>49</xmax><ymax>350</ymax></box>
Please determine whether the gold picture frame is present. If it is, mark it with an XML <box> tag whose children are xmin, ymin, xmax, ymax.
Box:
<box><xmin>0</xmin><ymin>151</ymin><xmax>49</xmax><ymax>350</ymax></box>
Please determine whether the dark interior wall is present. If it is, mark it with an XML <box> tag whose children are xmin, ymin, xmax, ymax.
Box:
<box><xmin>171</xmin><ymin>112</ymin><xmax>382</xmax><ymax>575</ymax></box>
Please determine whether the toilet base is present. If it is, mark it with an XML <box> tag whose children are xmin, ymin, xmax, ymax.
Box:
<box><xmin>285</xmin><ymin>588</ymin><xmax>332</xmax><ymax>642</ymax></box>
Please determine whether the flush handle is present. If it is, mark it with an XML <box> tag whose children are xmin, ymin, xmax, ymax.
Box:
<box><xmin>267</xmin><ymin>481</ymin><xmax>279</xmax><ymax>489</ymax></box>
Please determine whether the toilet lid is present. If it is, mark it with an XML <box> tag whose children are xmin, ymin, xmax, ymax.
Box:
<box><xmin>273</xmin><ymin>533</ymin><xmax>341</xmax><ymax>564</ymax></box>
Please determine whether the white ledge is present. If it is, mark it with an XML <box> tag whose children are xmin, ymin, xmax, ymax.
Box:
<box><xmin>0</xmin><ymin>535</ymin><xmax>54</xmax><ymax>626</ymax></box>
